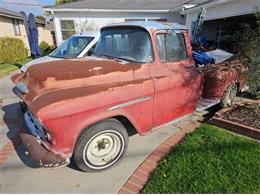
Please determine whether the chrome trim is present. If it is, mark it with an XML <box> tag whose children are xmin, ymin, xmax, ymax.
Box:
<box><xmin>108</xmin><ymin>96</ymin><xmax>151</xmax><ymax>111</ymax></box>
<box><xmin>24</xmin><ymin>112</ymin><xmax>46</xmax><ymax>141</ymax></box>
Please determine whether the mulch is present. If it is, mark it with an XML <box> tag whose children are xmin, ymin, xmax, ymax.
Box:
<box><xmin>221</xmin><ymin>102</ymin><xmax>259</xmax><ymax>129</ymax></box>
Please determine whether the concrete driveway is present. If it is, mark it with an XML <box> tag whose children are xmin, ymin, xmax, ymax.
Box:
<box><xmin>0</xmin><ymin>72</ymin><xmax>202</xmax><ymax>193</ymax></box>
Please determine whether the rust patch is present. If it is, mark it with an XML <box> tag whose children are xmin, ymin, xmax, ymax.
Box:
<box><xmin>28</xmin><ymin>78</ymin><xmax>150</xmax><ymax>116</ymax></box>
<box><xmin>25</xmin><ymin>59</ymin><xmax>139</xmax><ymax>81</ymax></box>
<box><xmin>13</xmin><ymin>58</ymin><xmax>149</xmax><ymax>117</ymax></box>
<box><xmin>201</xmin><ymin>59</ymin><xmax>247</xmax><ymax>99</ymax></box>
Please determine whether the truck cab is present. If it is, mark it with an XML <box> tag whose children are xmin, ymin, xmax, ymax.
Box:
<box><xmin>12</xmin><ymin>21</ymin><xmax>246</xmax><ymax>172</ymax></box>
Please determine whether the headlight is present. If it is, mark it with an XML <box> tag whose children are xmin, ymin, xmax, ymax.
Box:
<box><xmin>16</xmin><ymin>81</ymin><xmax>29</xmax><ymax>94</ymax></box>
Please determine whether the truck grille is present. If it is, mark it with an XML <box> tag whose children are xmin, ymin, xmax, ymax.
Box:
<box><xmin>24</xmin><ymin>112</ymin><xmax>46</xmax><ymax>141</ymax></box>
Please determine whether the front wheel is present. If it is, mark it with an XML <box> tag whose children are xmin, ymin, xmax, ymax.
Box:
<box><xmin>220</xmin><ymin>84</ymin><xmax>238</xmax><ymax>108</ymax></box>
<box><xmin>73</xmin><ymin>119</ymin><xmax>128</xmax><ymax>172</ymax></box>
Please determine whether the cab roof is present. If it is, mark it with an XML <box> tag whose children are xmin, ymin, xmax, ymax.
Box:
<box><xmin>102</xmin><ymin>21</ymin><xmax>188</xmax><ymax>32</ymax></box>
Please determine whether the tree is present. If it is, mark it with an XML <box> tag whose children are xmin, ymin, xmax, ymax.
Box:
<box><xmin>234</xmin><ymin>12</ymin><xmax>260</xmax><ymax>98</ymax></box>
<box><xmin>36</xmin><ymin>15</ymin><xmax>46</xmax><ymax>23</ymax></box>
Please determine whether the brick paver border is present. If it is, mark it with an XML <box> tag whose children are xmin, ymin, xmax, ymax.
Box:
<box><xmin>0</xmin><ymin>113</ymin><xmax>23</xmax><ymax>167</ymax></box>
<box><xmin>118</xmin><ymin>121</ymin><xmax>202</xmax><ymax>194</ymax></box>
<box><xmin>0</xmin><ymin>136</ymin><xmax>21</xmax><ymax>166</ymax></box>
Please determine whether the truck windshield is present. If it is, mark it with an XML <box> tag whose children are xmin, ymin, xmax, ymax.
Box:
<box><xmin>50</xmin><ymin>36</ymin><xmax>94</xmax><ymax>59</ymax></box>
<box><xmin>94</xmin><ymin>28</ymin><xmax>153</xmax><ymax>63</ymax></box>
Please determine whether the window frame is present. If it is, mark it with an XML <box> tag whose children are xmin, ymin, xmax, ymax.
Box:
<box><xmin>94</xmin><ymin>27</ymin><xmax>155</xmax><ymax>64</ymax></box>
<box><xmin>156</xmin><ymin>31</ymin><xmax>188</xmax><ymax>63</ymax></box>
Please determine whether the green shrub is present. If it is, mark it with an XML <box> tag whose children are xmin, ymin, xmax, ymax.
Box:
<box><xmin>0</xmin><ymin>37</ymin><xmax>28</xmax><ymax>64</ymax></box>
<box><xmin>39</xmin><ymin>41</ymin><xmax>54</xmax><ymax>56</ymax></box>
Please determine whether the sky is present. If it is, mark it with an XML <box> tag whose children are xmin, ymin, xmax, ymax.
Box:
<box><xmin>0</xmin><ymin>0</ymin><xmax>55</xmax><ymax>16</ymax></box>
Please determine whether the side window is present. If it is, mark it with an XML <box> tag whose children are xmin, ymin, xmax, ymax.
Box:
<box><xmin>156</xmin><ymin>33</ymin><xmax>188</xmax><ymax>63</ymax></box>
<box><xmin>166</xmin><ymin>34</ymin><xmax>179</xmax><ymax>62</ymax></box>
<box><xmin>177</xmin><ymin>34</ymin><xmax>188</xmax><ymax>61</ymax></box>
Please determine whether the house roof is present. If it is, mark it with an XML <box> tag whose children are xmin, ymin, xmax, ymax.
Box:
<box><xmin>44</xmin><ymin>0</ymin><xmax>210</xmax><ymax>12</ymax></box>
<box><xmin>0</xmin><ymin>7</ymin><xmax>45</xmax><ymax>24</ymax></box>
<box><xmin>102</xmin><ymin>21</ymin><xmax>188</xmax><ymax>31</ymax></box>
<box><xmin>181</xmin><ymin>0</ymin><xmax>234</xmax><ymax>14</ymax></box>
<box><xmin>0</xmin><ymin>7</ymin><xmax>24</xmax><ymax>19</ymax></box>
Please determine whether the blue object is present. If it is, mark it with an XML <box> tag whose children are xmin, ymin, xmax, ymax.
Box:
<box><xmin>198</xmin><ymin>36</ymin><xmax>208</xmax><ymax>48</ymax></box>
<box><xmin>28</xmin><ymin>13</ymin><xmax>41</xmax><ymax>59</ymax></box>
<box><xmin>192</xmin><ymin>51</ymin><xmax>215</xmax><ymax>66</ymax></box>
<box><xmin>191</xmin><ymin>7</ymin><xmax>207</xmax><ymax>45</ymax></box>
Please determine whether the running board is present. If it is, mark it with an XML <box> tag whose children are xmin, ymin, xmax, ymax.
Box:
<box><xmin>196</xmin><ymin>98</ymin><xmax>220</xmax><ymax>112</ymax></box>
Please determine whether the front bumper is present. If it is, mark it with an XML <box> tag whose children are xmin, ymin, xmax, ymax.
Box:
<box><xmin>20</xmin><ymin>112</ymin><xmax>69</xmax><ymax>168</ymax></box>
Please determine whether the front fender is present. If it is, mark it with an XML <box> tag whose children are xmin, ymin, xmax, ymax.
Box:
<box><xmin>42</xmin><ymin>107</ymin><xmax>147</xmax><ymax>156</ymax></box>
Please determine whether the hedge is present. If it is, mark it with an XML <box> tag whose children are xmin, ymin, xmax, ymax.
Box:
<box><xmin>39</xmin><ymin>41</ymin><xmax>54</xmax><ymax>56</ymax></box>
<box><xmin>0</xmin><ymin>37</ymin><xmax>28</xmax><ymax>64</ymax></box>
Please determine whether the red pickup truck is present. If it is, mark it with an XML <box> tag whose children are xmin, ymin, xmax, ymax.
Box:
<box><xmin>11</xmin><ymin>21</ymin><xmax>247</xmax><ymax>172</ymax></box>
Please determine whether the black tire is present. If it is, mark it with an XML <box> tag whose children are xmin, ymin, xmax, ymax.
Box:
<box><xmin>220</xmin><ymin>84</ymin><xmax>238</xmax><ymax>108</ymax></box>
<box><xmin>73</xmin><ymin>118</ymin><xmax>128</xmax><ymax>172</ymax></box>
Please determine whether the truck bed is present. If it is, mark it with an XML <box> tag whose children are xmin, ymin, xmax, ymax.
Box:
<box><xmin>195</xmin><ymin>58</ymin><xmax>247</xmax><ymax>111</ymax></box>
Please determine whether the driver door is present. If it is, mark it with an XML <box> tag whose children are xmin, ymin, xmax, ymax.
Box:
<box><xmin>150</xmin><ymin>31</ymin><xmax>202</xmax><ymax>127</ymax></box>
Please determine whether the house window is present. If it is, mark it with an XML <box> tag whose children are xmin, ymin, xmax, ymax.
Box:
<box><xmin>60</xmin><ymin>20</ymin><xmax>76</xmax><ymax>40</ymax></box>
<box><xmin>12</xmin><ymin>19</ymin><xmax>21</xmax><ymax>36</ymax></box>
<box><xmin>156</xmin><ymin>33</ymin><xmax>188</xmax><ymax>63</ymax></box>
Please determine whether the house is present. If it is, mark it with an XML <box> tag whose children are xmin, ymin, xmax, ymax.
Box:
<box><xmin>44</xmin><ymin>0</ymin><xmax>208</xmax><ymax>45</ymax></box>
<box><xmin>182</xmin><ymin>0</ymin><xmax>260</xmax><ymax>50</ymax></box>
<box><xmin>0</xmin><ymin>7</ymin><xmax>54</xmax><ymax>50</ymax></box>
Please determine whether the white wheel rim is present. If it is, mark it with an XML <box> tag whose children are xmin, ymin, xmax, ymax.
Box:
<box><xmin>83</xmin><ymin>130</ymin><xmax>124</xmax><ymax>169</ymax></box>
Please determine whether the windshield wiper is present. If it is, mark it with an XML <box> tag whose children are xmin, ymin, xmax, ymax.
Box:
<box><xmin>93</xmin><ymin>54</ymin><xmax>142</xmax><ymax>63</ymax></box>
<box><xmin>93</xmin><ymin>54</ymin><xmax>121</xmax><ymax>60</ymax></box>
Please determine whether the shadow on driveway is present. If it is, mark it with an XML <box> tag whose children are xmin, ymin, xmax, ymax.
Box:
<box><xmin>1</xmin><ymin>102</ymin><xmax>40</xmax><ymax>169</ymax></box>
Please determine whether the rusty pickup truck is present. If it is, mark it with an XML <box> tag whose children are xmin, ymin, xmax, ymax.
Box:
<box><xmin>11</xmin><ymin>21</ymin><xmax>247</xmax><ymax>172</ymax></box>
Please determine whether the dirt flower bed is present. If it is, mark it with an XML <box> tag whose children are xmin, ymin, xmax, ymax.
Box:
<box><xmin>221</xmin><ymin>103</ymin><xmax>259</xmax><ymax>129</ymax></box>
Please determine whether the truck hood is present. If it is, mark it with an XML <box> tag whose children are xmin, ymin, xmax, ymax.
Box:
<box><xmin>20</xmin><ymin>56</ymin><xmax>62</xmax><ymax>72</ymax></box>
<box><xmin>17</xmin><ymin>57</ymin><xmax>139</xmax><ymax>113</ymax></box>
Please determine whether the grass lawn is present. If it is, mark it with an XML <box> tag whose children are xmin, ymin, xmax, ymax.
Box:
<box><xmin>142</xmin><ymin>124</ymin><xmax>260</xmax><ymax>193</ymax></box>
<box><xmin>0</xmin><ymin>58</ymin><xmax>31</xmax><ymax>78</ymax></box>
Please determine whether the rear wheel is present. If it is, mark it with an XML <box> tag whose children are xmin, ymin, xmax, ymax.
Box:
<box><xmin>220</xmin><ymin>84</ymin><xmax>238</xmax><ymax>108</ymax></box>
<box><xmin>73</xmin><ymin>119</ymin><xmax>128</xmax><ymax>172</ymax></box>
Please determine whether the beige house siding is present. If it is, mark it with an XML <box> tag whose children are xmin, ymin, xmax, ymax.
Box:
<box><xmin>0</xmin><ymin>16</ymin><xmax>29</xmax><ymax>49</ymax></box>
<box><xmin>0</xmin><ymin>15</ymin><xmax>54</xmax><ymax>54</ymax></box>
<box><xmin>38</xmin><ymin>25</ymin><xmax>54</xmax><ymax>45</ymax></box>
